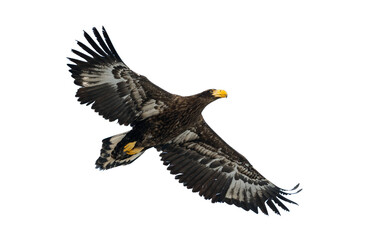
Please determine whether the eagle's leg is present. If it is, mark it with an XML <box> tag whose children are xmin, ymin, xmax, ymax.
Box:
<box><xmin>123</xmin><ymin>141</ymin><xmax>145</xmax><ymax>155</ymax></box>
<box><xmin>127</xmin><ymin>147</ymin><xmax>144</xmax><ymax>155</ymax></box>
<box><xmin>123</xmin><ymin>141</ymin><xmax>136</xmax><ymax>152</ymax></box>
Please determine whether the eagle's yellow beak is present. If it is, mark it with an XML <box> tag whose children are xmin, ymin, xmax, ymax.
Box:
<box><xmin>212</xmin><ymin>89</ymin><xmax>228</xmax><ymax>98</ymax></box>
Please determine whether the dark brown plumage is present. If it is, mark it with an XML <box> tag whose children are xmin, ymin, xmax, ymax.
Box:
<box><xmin>68</xmin><ymin>27</ymin><xmax>301</xmax><ymax>215</ymax></box>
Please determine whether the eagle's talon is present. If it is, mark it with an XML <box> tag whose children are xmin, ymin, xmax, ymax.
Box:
<box><xmin>127</xmin><ymin>147</ymin><xmax>144</xmax><ymax>155</ymax></box>
<box><xmin>123</xmin><ymin>141</ymin><xmax>136</xmax><ymax>152</ymax></box>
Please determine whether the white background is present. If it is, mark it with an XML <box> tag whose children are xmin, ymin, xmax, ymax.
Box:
<box><xmin>1</xmin><ymin>0</ymin><xmax>372</xmax><ymax>239</ymax></box>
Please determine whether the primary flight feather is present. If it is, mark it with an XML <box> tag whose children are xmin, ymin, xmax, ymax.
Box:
<box><xmin>68</xmin><ymin>27</ymin><xmax>301</xmax><ymax>215</ymax></box>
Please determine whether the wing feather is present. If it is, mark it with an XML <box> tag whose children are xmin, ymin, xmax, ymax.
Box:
<box><xmin>157</xmin><ymin>119</ymin><xmax>301</xmax><ymax>215</ymax></box>
<box><xmin>83</xmin><ymin>30</ymin><xmax>108</xmax><ymax>57</ymax></box>
<box><xmin>92</xmin><ymin>27</ymin><xmax>113</xmax><ymax>57</ymax></box>
<box><xmin>68</xmin><ymin>27</ymin><xmax>173</xmax><ymax>126</ymax></box>
<box><xmin>76</xmin><ymin>40</ymin><xmax>102</xmax><ymax>59</ymax></box>
<box><xmin>102</xmin><ymin>27</ymin><xmax>122</xmax><ymax>61</ymax></box>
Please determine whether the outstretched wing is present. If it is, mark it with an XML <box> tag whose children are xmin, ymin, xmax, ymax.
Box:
<box><xmin>157</xmin><ymin>119</ymin><xmax>301</xmax><ymax>215</ymax></box>
<box><xmin>68</xmin><ymin>27</ymin><xmax>172</xmax><ymax>126</ymax></box>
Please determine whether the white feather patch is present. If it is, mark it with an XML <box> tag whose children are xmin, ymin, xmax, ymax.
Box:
<box><xmin>140</xmin><ymin>99</ymin><xmax>166</xmax><ymax>119</ymax></box>
<box><xmin>81</xmin><ymin>65</ymin><xmax>123</xmax><ymax>87</ymax></box>
<box><xmin>171</xmin><ymin>130</ymin><xmax>199</xmax><ymax>144</ymax></box>
<box><xmin>224</xmin><ymin>174</ymin><xmax>270</xmax><ymax>203</ymax></box>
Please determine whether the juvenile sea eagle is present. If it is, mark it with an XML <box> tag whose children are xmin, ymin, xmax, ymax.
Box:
<box><xmin>68</xmin><ymin>27</ymin><xmax>301</xmax><ymax>215</ymax></box>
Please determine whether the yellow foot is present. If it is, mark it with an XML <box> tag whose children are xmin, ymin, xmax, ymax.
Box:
<box><xmin>123</xmin><ymin>142</ymin><xmax>144</xmax><ymax>155</ymax></box>
<box><xmin>127</xmin><ymin>147</ymin><xmax>144</xmax><ymax>155</ymax></box>
<box><xmin>123</xmin><ymin>141</ymin><xmax>136</xmax><ymax>152</ymax></box>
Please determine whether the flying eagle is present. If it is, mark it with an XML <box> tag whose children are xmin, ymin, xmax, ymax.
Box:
<box><xmin>68</xmin><ymin>27</ymin><xmax>301</xmax><ymax>215</ymax></box>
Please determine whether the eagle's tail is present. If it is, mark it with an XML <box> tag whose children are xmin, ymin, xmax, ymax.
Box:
<box><xmin>96</xmin><ymin>132</ymin><xmax>144</xmax><ymax>170</ymax></box>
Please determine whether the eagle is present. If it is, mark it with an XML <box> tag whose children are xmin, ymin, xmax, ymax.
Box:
<box><xmin>68</xmin><ymin>27</ymin><xmax>301</xmax><ymax>215</ymax></box>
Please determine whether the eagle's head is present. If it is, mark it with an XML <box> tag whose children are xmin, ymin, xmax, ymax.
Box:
<box><xmin>190</xmin><ymin>89</ymin><xmax>228</xmax><ymax>113</ymax></box>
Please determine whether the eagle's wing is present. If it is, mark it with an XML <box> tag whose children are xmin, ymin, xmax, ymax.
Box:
<box><xmin>157</xmin><ymin>119</ymin><xmax>301</xmax><ymax>215</ymax></box>
<box><xmin>68</xmin><ymin>27</ymin><xmax>172</xmax><ymax>126</ymax></box>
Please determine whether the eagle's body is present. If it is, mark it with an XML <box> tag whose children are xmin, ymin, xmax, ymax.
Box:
<box><xmin>68</xmin><ymin>27</ymin><xmax>301</xmax><ymax>215</ymax></box>
<box><xmin>106</xmin><ymin>93</ymin><xmax>214</xmax><ymax>166</ymax></box>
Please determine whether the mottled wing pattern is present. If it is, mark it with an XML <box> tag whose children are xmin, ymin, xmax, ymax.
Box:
<box><xmin>68</xmin><ymin>27</ymin><xmax>172</xmax><ymax>126</ymax></box>
<box><xmin>158</xmin><ymin>120</ymin><xmax>301</xmax><ymax>215</ymax></box>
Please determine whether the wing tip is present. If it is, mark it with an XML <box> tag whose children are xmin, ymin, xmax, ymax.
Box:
<box><xmin>280</xmin><ymin>183</ymin><xmax>303</xmax><ymax>195</ymax></box>
<box><xmin>220</xmin><ymin>182</ymin><xmax>301</xmax><ymax>215</ymax></box>
<box><xmin>71</xmin><ymin>26</ymin><xmax>123</xmax><ymax>64</ymax></box>
<box><xmin>102</xmin><ymin>26</ymin><xmax>107</xmax><ymax>33</ymax></box>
